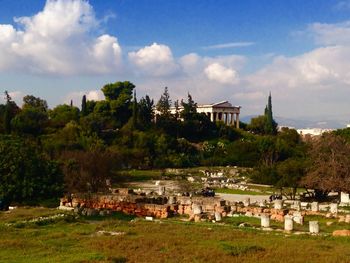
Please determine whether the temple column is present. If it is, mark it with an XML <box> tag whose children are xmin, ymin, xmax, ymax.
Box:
<box><xmin>230</xmin><ymin>113</ymin><xmax>234</xmax><ymax>126</ymax></box>
<box><xmin>236</xmin><ymin>113</ymin><xmax>240</xmax><ymax>129</ymax></box>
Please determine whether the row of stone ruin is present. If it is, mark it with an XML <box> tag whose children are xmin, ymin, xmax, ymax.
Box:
<box><xmin>59</xmin><ymin>188</ymin><xmax>350</xmax><ymax>233</ymax></box>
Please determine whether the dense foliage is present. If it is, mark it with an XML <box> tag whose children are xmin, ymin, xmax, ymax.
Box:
<box><xmin>1</xmin><ymin>82</ymin><xmax>349</xmax><ymax>201</ymax></box>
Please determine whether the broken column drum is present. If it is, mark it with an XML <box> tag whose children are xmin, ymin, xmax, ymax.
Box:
<box><xmin>215</xmin><ymin>212</ymin><xmax>222</xmax><ymax>221</ymax></box>
<box><xmin>284</xmin><ymin>216</ymin><xmax>293</xmax><ymax>231</ymax></box>
<box><xmin>309</xmin><ymin>221</ymin><xmax>319</xmax><ymax>233</ymax></box>
<box><xmin>330</xmin><ymin>203</ymin><xmax>338</xmax><ymax>214</ymax></box>
<box><xmin>261</xmin><ymin>214</ymin><xmax>270</xmax><ymax>228</ymax></box>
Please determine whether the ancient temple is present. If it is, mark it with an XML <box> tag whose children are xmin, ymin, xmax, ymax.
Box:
<box><xmin>169</xmin><ymin>101</ymin><xmax>241</xmax><ymax>128</ymax></box>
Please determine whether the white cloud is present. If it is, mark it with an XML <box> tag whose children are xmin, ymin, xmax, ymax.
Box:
<box><xmin>0</xmin><ymin>0</ymin><xmax>122</xmax><ymax>75</ymax></box>
<box><xmin>128</xmin><ymin>43</ymin><xmax>179</xmax><ymax>76</ymax></box>
<box><xmin>202</xmin><ymin>42</ymin><xmax>254</xmax><ymax>50</ymax></box>
<box><xmin>65</xmin><ymin>90</ymin><xmax>104</xmax><ymax>106</ymax></box>
<box><xmin>308</xmin><ymin>21</ymin><xmax>350</xmax><ymax>45</ymax></box>
<box><xmin>204</xmin><ymin>63</ymin><xmax>239</xmax><ymax>85</ymax></box>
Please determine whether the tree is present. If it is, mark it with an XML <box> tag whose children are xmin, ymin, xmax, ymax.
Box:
<box><xmin>22</xmin><ymin>95</ymin><xmax>48</xmax><ymax>112</ymax></box>
<box><xmin>132</xmin><ymin>91</ymin><xmax>138</xmax><ymax>129</ymax></box>
<box><xmin>0</xmin><ymin>136</ymin><xmax>63</xmax><ymax>204</ymax></box>
<box><xmin>101</xmin><ymin>81</ymin><xmax>135</xmax><ymax>126</ymax></box>
<box><xmin>156</xmin><ymin>87</ymin><xmax>171</xmax><ymax>117</ymax></box>
<box><xmin>12</xmin><ymin>108</ymin><xmax>48</xmax><ymax>135</ymax></box>
<box><xmin>102</xmin><ymin>81</ymin><xmax>135</xmax><ymax>101</ymax></box>
<box><xmin>248</xmin><ymin>115</ymin><xmax>267</xmax><ymax>134</ymax></box>
<box><xmin>264</xmin><ymin>93</ymin><xmax>277</xmax><ymax>135</ymax></box>
<box><xmin>138</xmin><ymin>95</ymin><xmax>154</xmax><ymax>128</ymax></box>
<box><xmin>276</xmin><ymin>158</ymin><xmax>306</xmax><ymax>199</ymax></box>
<box><xmin>180</xmin><ymin>93</ymin><xmax>197</xmax><ymax>121</ymax></box>
<box><xmin>61</xmin><ymin>149</ymin><xmax>116</xmax><ymax>193</ymax></box>
<box><xmin>301</xmin><ymin>133</ymin><xmax>350</xmax><ymax>200</ymax></box>
<box><xmin>81</xmin><ymin>95</ymin><xmax>87</xmax><ymax>116</ymax></box>
<box><xmin>11</xmin><ymin>95</ymin><xmax>49</xmax><ymax>135</ymax></box>
<box><xmin>3</xmin><ymin>91</ymin><xmax>19</xmax><ymax>134</ymax></box>
<box><xmin>49</xmin><ymin>104</ymin><xmax>80</xmax><ymax>128</ymax></box>
<box><xmin>247</xmin><ymin>93</ymin><xmax>278</xmax><ymax>135</ymax></box>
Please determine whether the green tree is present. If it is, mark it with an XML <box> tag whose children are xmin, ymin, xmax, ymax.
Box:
<box><xmin>22</xmin><ymin>95</ymin><xmax>48</xmax><ymax>112</ymax></box>
<box><xmin>156</xmin><ymin>87</ymin><xmax>171</xmax><ymax>117</ymax></box>
<box><xmin>81</xmin><ymin>95</ymin><xmax>87</xmax><ymax>116</ymax></box>
<box><xmin>180</xmin><ymin>93</ymin><xmax>197</xmax><ymax>121</ymax></box>
<box><xmin>264</xmin><ymin>93</ymin><xmax>278</xmax><ymax>135</ymax></box>
<box><xmin>248</xmin><ymin>115</ymin><xmax>267</xmax><ymax>134</ymax></box>
<box><xmin>102</xmin><ymin>81</ymin><xmax>135</xmax><ymax>126</ymax></box>
<box><xmin>49</xmin><ymin>104</ymin><xmax>80</xmax><ymax>128</ymax></box>
<box><xmin>3</xmin><ymin>91</ymin><xmax>19</xmax><ymax>134</ymax></box>
<box><xmin>132</xmin><ymin>91</ymin><xmax>138</xmax><ymax>129</ymax></box>
<box><xmin>0</xmin><ymin>136</ymin><xmax>63</xmax><ymax>204</ymax></box>
<box><xmin>138</xmin><ymin>95</ymin><xmax>154</xmax><ymax>128</ymax></box>
<box><xmin>12</xmin><ymin>95</ymin><xmax>49</xmax><ymax>135</ymax></box>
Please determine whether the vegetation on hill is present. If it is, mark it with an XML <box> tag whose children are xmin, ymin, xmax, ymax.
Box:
<box><xmin>1</xmin><ymin>81</ymin><xmax>350</xmax><ymax>203</ymax></box>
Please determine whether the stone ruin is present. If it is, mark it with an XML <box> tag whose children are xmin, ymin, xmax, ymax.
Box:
<box><xmin>59</xmin><ymin>188</ymin><xmax>350</xmax><ymax>235</ymax></box>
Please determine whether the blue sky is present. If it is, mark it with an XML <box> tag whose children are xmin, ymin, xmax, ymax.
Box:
<box><xmin>1</xmin><ymin>0</ymin><xmax>350</xmax><ymax>123</ymax></box>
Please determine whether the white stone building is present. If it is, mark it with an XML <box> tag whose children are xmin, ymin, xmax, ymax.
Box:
<box><xmin>169</xmin><ymin>101</ymin><xmax>241</xmax><ymax>128</ymax></box>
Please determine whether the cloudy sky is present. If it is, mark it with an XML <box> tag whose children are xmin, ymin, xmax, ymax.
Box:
<box><xmin>1</xmin><ymin>0</ymin><xmax>350</xmax><ymax>122</ymax></box>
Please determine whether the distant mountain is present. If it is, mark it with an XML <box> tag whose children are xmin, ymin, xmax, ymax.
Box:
<box><xmin>241</xmin><ymin>115</ymin><xmax>347</xmax><ymax>129</ymax></box>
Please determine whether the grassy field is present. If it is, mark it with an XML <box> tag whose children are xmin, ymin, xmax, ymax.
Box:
<box><xmin>1</xmin><ymin>207</ymin><xmax>350</xmax><ymax>263</ymax></box>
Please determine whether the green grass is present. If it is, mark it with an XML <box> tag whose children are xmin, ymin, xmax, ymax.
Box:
<box><xmin>1</xmin><ymin>207</ymin><xmax>350</xmax><ymax>262</ymax></box>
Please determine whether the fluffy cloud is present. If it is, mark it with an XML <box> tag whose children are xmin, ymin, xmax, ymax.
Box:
<box><xmin>204</xmin><ymin>63</ymin><xmax>239</xmax><ymax>84</ymax></box>
<box><xmin>0</xmin><ymin>0</ymin><xmax>122</xmax><ymax>75</ymax></box>
<box><xmin>65</xmin><ymin>90</ymin><xmax>104</xmax><ymax>106</ymax></box>
<box><xmin>128</xmin><ymin>43</ymin><xmax>179</xmax><ymax>77</ymax></box>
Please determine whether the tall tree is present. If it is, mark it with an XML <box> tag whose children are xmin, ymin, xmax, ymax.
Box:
<box><xmin>102</xmin><ymin>81</ymin><xmax>135</xmax><ymax>126</ymax></box>
<box><xmin>81</xmin><ymin>95</ymin><xmax>87</xmax><ymax>116</ymax></box>
<box><xmin>156</xmin><ymin>87</ymin><xmax>172</xmax><ymax>117</ymax></box>
<box><xmin>181</xmin><ymin>93</ymin><xmax>197</xmax><ymax>121</ymax></box>
<box><xmin>138</xmin><ymin>95</ymin><xmax>154</xmax><ymax>128</ymax></box>
<box><xmin>3</xmin><ymin>91</ymin><xmax>19</xmax><ymax>134</ymax></box>
<box><xmin>302</xmin><ymin>133</ymin><xmax>350</xmax><ymax>199</ymax></box>
<box><xmin>264</xmin><ymin>93</ymin><xmax>277</xmax><ymax>135</ymax></box>
<box><xmin>132</xmin><ymin>90</ymin><xmax>138</xmax><ymax>129</ymax></box>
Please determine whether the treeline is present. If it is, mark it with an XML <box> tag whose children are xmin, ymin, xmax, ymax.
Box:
<box><xmin>1</xmin><ymin>81</ymin><xmax>350</xmax><ymax>204</ymax></box>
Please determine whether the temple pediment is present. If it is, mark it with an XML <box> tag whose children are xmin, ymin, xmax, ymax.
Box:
<box><xmin>211</xmin><ymin>101</ymin><xmax>233</xmax><ymax>108</ymax></box>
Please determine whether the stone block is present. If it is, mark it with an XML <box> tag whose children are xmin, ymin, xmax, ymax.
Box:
<box><xmin>333</xmin><ymin>229</ymin><xmax>350</xmax><ymax>236</ymax></box>
<box><xmin>309</xmin><ymin>221</ymin><xmax>319</xmax><ymax>233</ymax></box>
<box><xmin>261</xmin><ymin>214</ymin><xmax>270</xmax><ymax>228</ymax></box>
<box><xmin>284</xmin><ymin>216</ymin><xmax>293</xmax><ymax>231</ymax></box>
<box><xmin>341</xmin><ymin>192</ymin><xmax>350</xmax><ymax>204</ymax></box>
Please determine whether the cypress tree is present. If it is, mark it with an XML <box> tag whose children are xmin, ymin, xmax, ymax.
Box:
<box><xmin>264</xmin><ymin>92</ymin><xmax>277</xmax><ymax>135</ymax></box>
<box><xmin>132</xmin><ymin>90</ymin><xmax>138</xmax><ymax>129</ymax></box>
<box><xmin>4</xmin><ymin>91</ymin><xmax>12</xmax><ymax>134</ymax></box>
<box><xmin>81</xmin><ymin>95</ymin><xmax>87</xmax><ymax>116</ymax></box>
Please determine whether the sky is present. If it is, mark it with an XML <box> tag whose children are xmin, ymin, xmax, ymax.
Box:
<box><xmin>1</xmin><ymin>0</ymin><xmax>350</xmax><ymax>123</ymax></box>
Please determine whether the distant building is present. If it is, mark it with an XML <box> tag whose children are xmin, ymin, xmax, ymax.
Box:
<box><xmin>297</xmin><ymin>128</ymin><xmax>333</xmax><ymax>137</ymax></box>
<box><xmin>169</xmin><ymin>101</ymin><xmax>241</xmax><ymax>128</ymax></box>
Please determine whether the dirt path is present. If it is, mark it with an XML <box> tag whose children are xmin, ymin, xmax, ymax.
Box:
<box><xmin>216</xmin><ymin>193</ymin><xmax>270</xmax><ymax>203</ymax></box>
